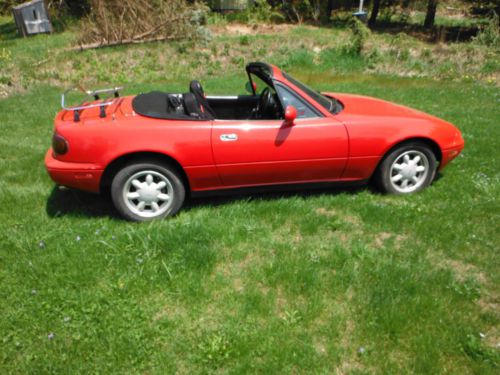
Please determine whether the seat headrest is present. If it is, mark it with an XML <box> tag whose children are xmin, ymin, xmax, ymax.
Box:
<box><xmin>190</xmin><ymin>80</ymin><xmax>205</xmax><ymax>97</ymax></box>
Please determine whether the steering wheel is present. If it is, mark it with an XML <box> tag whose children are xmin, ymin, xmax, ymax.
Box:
<box><xmin>252</xmin><ymin>87</ymin><xmax>278</xmax><ymax>119</ymax></box>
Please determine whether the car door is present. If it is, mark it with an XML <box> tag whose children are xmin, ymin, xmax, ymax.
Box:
<box><xmin>211</xmin><ymin>116</ymin><xmax>348</xmax><ymax>187</ymax></box>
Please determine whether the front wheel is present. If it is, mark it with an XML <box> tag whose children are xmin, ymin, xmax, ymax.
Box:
<box><xmin>375</xmin><ymin>142</ymin><xmax>438</xmax><ymax>194</ymax></box>
<box><xmin>111</xmin><ymin>161</ymin><xmax>185</xmax><ymax>221</ymax></box>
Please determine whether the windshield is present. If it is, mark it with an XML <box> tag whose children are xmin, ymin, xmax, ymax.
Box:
<box><xmin>282</xmin><ymin>72</ymin><xmax>338</xmax><ymax>113</ymax></box>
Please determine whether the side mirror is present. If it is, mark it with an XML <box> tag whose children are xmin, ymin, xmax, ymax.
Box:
<box><xmin>284</xmin><ymin>105</ymin><xmax>297</xmax><ymax>126</ymax></box>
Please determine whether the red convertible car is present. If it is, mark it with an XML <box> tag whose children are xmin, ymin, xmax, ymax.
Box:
<box><xmin>46</xmin><ymin>62</ymin><xmax>464</xmax><ymax>221</ymax></box>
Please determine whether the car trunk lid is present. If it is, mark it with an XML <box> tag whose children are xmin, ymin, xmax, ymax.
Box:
<box><xmin>59</xmin><ymin>96</ymin><xmax>135</xmax><ymax>123</ymax></box>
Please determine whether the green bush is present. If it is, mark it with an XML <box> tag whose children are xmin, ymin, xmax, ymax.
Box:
<box><xmin>343</xmin><ymin>17</ymin><xmax>371</xmax><ymax>56</ymax></box>
<box><xmin>229</xmin><ymin>0</ymin><xmax>283</xmax><ymax>25</ymax></box>
<box><xmin>474</xmin><ymin>13</ymin><xmax>499</xmax><ymax>47</ymax></box>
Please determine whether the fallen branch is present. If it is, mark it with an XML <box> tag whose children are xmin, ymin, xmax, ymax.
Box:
<box><xmin>131</xmin><ymin>15</ymin><xmax>187</xmax><ymax>41</ymax></box>
<box><xmin>68</xmin><ymin>35</ymin><xmax>181</xmax><ymax>52</ymax></box>
<box><xmin>75</xmin><ymin>0</ymin><xmax>205</xmax><ymax>50</ymax></box>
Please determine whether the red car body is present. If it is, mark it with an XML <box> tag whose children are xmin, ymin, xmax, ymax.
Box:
<box><xmin>45</xmin><ymin>63</ymin><xmax>464</xmax><ymax>197</ymax></box>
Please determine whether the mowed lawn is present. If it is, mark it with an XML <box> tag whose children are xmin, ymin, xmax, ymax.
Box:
<box><xmin>0</xmin><ymin>73</ymin><xmax>499</xmax><ymax>374</ymax></box>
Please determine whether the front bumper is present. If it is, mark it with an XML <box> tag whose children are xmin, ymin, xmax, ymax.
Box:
<box><xmin>45</xmin><ymin>149</ymin><xmax>103</xmax><ymax>193</ymax></box>
<box><xmin>440</xmin><ymin>143</ymin><xmax>464</xmax><ymax>170</ymax></box>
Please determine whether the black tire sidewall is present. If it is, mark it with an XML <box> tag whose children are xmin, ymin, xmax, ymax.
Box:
<box><xmin>111</xmin><ymin>162</ymin><xmax>185</xmax><ymax>221</ymax></box>
<box><xmin>377</xmin><ymin>142</ymin><xmax>437</xmax><ymax>194</ymax></box>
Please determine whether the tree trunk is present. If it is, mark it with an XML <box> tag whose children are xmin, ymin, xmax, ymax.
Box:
<box><xmin>368</xmin><ymin>0</ymin><xmax>381</xmax><ymax>27</ymax></box>
<box><xmin>424</xmin><ymin>0</ymin><xmax>438</xmax><ymax>29</ymax></box>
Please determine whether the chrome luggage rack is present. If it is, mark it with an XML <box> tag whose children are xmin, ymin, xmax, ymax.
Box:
<box><xmin>61</xmin><ymin>86</ymin><xmax>123</xmax><ymax>122</ymax></box>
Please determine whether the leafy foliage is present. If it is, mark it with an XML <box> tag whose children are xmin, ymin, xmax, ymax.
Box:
<box><xmin>227</xmin><ymin>0</ymin><xmax>284</xmax><ymax>25</ymax></box>
<box><xmin>344</xmin><ymin>16</ymin><xmax>371</xmax><ymax>55</ymax></box>
<box><xmin>474</xmin><ymin>12</ymin><xmax>500</xmax><ymax>47</ymax></box>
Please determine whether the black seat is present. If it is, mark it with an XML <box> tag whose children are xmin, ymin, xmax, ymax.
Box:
<box><xmin>189</xmin><ymin>80</ymin><xmax>216</xmax><ymax>119</ymax></box>
<box><xmin>183</xmin><ymin>93</ymin><xmax>203</xmax><ymax>118</ymax></box>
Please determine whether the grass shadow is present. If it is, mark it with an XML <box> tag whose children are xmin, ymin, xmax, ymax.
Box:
<box><xmin>370</xmin><ymin>21</ymin><xmax>480</xmax><ymax>43</ymax></box>
<box><xmin>0</xmin><ymin>19</ymin><xmax>18</xmax><ymax>40</ymax></box>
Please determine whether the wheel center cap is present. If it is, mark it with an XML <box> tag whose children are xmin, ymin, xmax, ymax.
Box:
<box><xmin>402</xmin><ymin>165</ymin><xmax>416</xmax><ymax>179</ymax></box>
<box><xmin>139</xmin><ymin>187</ymin><xmax>159</xmax><ymax>202</ymax></box>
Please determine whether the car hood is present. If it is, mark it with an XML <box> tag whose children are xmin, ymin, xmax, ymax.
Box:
<box><xmin>324</xmin><ymin>92</ymin><xmax>442</xmax><ymax>122</ymax></box>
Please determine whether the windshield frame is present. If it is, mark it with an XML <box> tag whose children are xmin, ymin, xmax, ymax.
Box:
<box><xmin>282</xmin><ymin>72</ymin><xmax>337</xmax><ymax>113</ymax></box>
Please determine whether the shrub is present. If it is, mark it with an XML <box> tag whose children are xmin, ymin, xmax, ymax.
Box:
<box><xmin>473</xmin><ymin>12</ymin><xmax>499</xmax><ymax>47</ymax></box>
<box><xmin>343</xmin><ymin>17</ymin><xmax>371</xmax><ymax>56</ymax></box>
<box><xmin>232</xmin><ymin>0</ymin><xmax>283</xmax><ymax>25</ymax></box>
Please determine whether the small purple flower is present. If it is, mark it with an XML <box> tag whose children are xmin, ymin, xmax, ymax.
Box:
<box><xmin>47</xmin><ymin>332</ymin><xmax>55</xmax><ymax>340</ymax></box>
<box><xmin>38</xmin><ymin>240</ymin><xmax>46</xmax><ymax>249</ymax></box>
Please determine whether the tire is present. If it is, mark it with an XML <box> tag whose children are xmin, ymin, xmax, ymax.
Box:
<box><xmin>374</xmin><ymin>142</ymin><xmax>438</xmax><ymax>194</ymax></box>
<box><xmin>111</xmin><ymin>161</ymin><xmax>185</xmax><ymax>221</ymax></box>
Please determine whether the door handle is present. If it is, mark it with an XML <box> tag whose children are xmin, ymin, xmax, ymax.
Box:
<box><xmin>220</xmin><ymin>133</ymin><xmax>238</xmax><ymax>141</ymax></box>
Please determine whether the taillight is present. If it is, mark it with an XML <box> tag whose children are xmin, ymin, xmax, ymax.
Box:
<box><xmin>52</xmin><ymin>133</ymin><xmax>69</xmax><ymax>155</ymax></box>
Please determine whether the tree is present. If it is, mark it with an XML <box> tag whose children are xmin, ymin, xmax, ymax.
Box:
<box><xmin>368</xmin><ymin>0</ymin><xmax>381</xmax><ymax>27</ymax></box>
<box><xmin>424</xmin><ymin>0</ymin><xmax>438</xmax><ymax>29</ymax></box>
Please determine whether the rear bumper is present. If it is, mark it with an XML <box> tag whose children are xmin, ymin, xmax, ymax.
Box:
<box><xmin>45</xmin><ymin>149</ymin><xmax>103</xmax><ymax>193</ymax></box>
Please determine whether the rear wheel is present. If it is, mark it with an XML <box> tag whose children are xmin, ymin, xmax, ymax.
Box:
<box><xmin>375</xmin><ymin>142</ymin><xmax>438</xmax><ymax>194</ymax></box>
<box><xmin>111</xmin><ymin>161</ymin><xmax>185</xmax><ymax>221</ymax></box>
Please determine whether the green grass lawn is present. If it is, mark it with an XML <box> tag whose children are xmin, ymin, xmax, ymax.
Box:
<box><xmin>0</xmin><ymin>16</ymin><xmax>499</xmax><ymax>374</ymax></box>
<box><xmin>1</xmin><ymin>74</ymin><xmax>498</xmax><ymax>374</ymax></box>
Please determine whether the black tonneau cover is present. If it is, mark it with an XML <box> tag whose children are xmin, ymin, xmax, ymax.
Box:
<box><xmin>132</xmin><ymin>91</ymin><xmax>209</xmax><ymax>121</ymax></box>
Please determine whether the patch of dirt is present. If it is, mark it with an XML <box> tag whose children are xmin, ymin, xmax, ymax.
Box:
<box><xmin>214</xmin><ymin>251</ymin><xmax>260</xmax><ymax>278</ymax></box>
<box><xmin>274</xmin><ymin>286</ymin><xmax>287</xmax><ymax>312</ymax></box>
<box><xmin>483</xmin><ymin>325</ymin><xmax>500</xmax><ymax>350</ymax></box>
<box><xmin>152</xmin><ymin>299</ymin><xmax>187</xmax><ymax>322</ymax></box>
<box><xmin>336</xmin><ymin>292</ymin><xmax>367</xmax><ymax>375</ymax></box>
<box><xmin>210</xmin><ymin>23</ymin><xmax>298</xmax><ymax>36</ymax></box>
<box><xmin>344</xmin><ymin>214</ymin><xmax>362</xmax><ymax>227</ymax></box>
<box><xmin>232</xmin><ymin>277</ymin><xmax>244</xmax><ymax>292</ymax></box>
<box><xmin>0</xmin><ymin>84</ymin><xmax>9</xmax><ymax>99</ymax></box>
<box><xmin>436</xmin><ymin>256</ymin><xmax>499</xmax><ymax>349</ymax></box>
<box><xmin>315</xmin><ymin>207</ymin><xmax>362</xmax><ymax>228</ymax></box>
<box><xmin>373</xmin><ymin>232</ymin><xmax>392</xmax><ymax>248</ymax></box>
<box><xmin>440</xmin><ymin>258</ymin><xmax>487</xmax><ymax>284</ymax></box>
<box><xmin>212</xmin><ymin>251</ymin><xmax>265</xmax><ymax>293</ymax></box>
<box><xmin>315</xmin><ymin>207</ymin><xmax>337</xmax><ymax>217</ymax></box>
<box><xmin>313</xmin><ymin>337</ymin><xmax>328</xmax><ymax>355</ymax></box>
<box><xmin>373</xmin><ymin>232</ymin><xmax>406</xmax><ymax>249</ymax></box>
<box><xmin>478</xmin><ymin>292</ymin><xmax>500</xmax><ymax>349</ymax></box>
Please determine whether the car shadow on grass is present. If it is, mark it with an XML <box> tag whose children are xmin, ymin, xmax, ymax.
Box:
<box><xmin>46</xmin><ymin>183</ymin><xmax>369</xmax><ymax>220</ymax></box>
<box><xmin>46</xmin><ymin>186</ymin><xmax>120</xmax><ymax>219</ymax></box>
<box><xmin>185</xmin><ymin>183</ymin><xmax>368</xmax><ymax>212</ymax></box>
